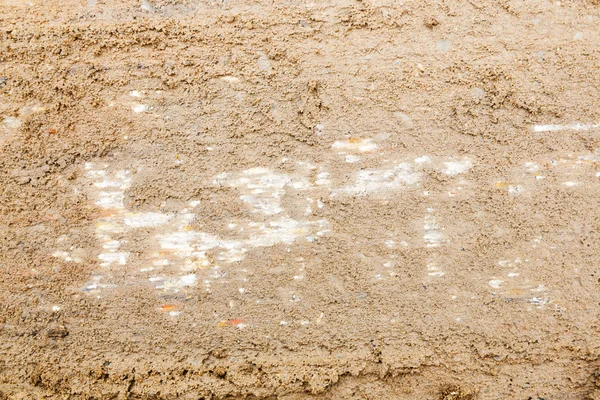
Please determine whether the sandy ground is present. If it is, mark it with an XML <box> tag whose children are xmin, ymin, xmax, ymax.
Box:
<box><xmin>2</xmin><ymin>0</ymin><xmax>600</xmax><ymax>398</ymax></box>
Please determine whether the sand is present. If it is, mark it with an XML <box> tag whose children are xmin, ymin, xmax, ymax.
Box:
<box><xmin>2</xmin><ymin>0</ymin><xmax>600</xmax><ymax>398</ymax></box>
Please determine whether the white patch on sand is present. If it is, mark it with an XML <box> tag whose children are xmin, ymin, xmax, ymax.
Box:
<box><xmin>257</xmin><ymin>52</ymin><xmax>272</xmax><ymax>72</ymax></box>
<box><xmin>157</xmin><ymin>273</ymin><xmax>197</xmax><ymax>290</ymax></box>
<box><xmin>102</xmin><ymin>240</ymin><xmax>121</xmax><ymax>250</ymax></box>
<box><xmin>491</xmin><ymin>258</ymin><xmax>549</xmax><ymax>308</ymax></box>
<box><xmin>533</xmin><ymin>123</ymin><xmax>600</xmax><ymax>132</ymax></box>
<box><xmin>98</xmin><ymin>252</ymin><xmax>129</xmax><ymax>266</ymax></box>
<box><xmin>427</xmin><ymin>262</ymin><xmax>445</xmax><ymax>277</ymax></box>
<box><xmin>316</xmin><ymin>172</ymin><xmax>331</xmax><ymax>186</ymax></box>
<box><xmin>141</xmin><ymin>0</ymin><xmax>153</xmax><ymax>11</ymax></box>
<box><xmin>124</xmin><ymin>212</ymin><xmax>172</xmax><ymax>228</ymax></box>
<box><xmin>132</xmin><ymin>104</ymin><xmax>149</xmax><ymax>113</ymax></box>
<box><xmin>443</xmin><ymin>158</ymin><xmax>473</xmax><ymax>176</ymax></box>
<box><xmin>336</xmin><ymin>163</ymin><xmax>420</xmax><ymax>195</ymax></box>
<box><xmin>524</xmin><ymin>162</ymin><xmax>540</xmax><ymax>173</ymax></box>
<box><xmin>508</xmin><ymin>185</ymin><xmax>523</xmax><ymax>196</ymax></box>
<box><xmin>219</xmin><ymin>76</ymin><xmax>240</xmax><ymax>83</ymax></box>
<box><xmin>488</xmin><ymin>279</ymin><xmax>503</xmax><ymax>289</ymax></box>
<box><xmin>52</xmin><ymin>251</ymin><xmax>71</xmax><ymax>261</ymax></box>
<box><xmin>214</xmin><ymin>168</ymin><xmax>311</xmax><ymax>215</ymax></box>
<box><xmin>96</xmin><ymin>191</ymin><xmax>126</xmax><ymax>209</ymax></box>
<box><xmin>424</xmin><ymin>212</ymin><xmax>444</xmax><ymax>248</ymax></box>
<box><xmin>332</xmin><ymin>138</ymin><xmax>378</xmax><ymax>152</ymax></box>
<box><xmin>423</xmin><ymin>209</ymin><xmax>446</xmax><ymax>279</ymax></box>
<box><xmin>159</xmin><ymin>218</ymin><xmax>329</xmax><ymax>266</ymax></box>
<box><xmin>52</xmin><ymin>249</ymin><xmax>85</xmax><ymax>263</ymax></box>
<box><xmin>3</xmin><ymin>116</ymin><xmax>22</xmax><ymax>128</ymax></box>
<box><xmin>78</xmin><ymin>163</ymin><xmax>330</xmax><ymax>302</ymax></box>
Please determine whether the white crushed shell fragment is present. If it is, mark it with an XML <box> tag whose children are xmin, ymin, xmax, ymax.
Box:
<box><xmin>179</xmin><ymin>274</ymin><xmax>197</xmax><ymax>286</ymax></box>
<box><xmin>424</xmin><ymin>231</ymin><xmax>444</xmax><ymax>246</ymax></box>
<box><xmin>220</xmin><ymin>76</ymin><xmax>240</xmax><ymax>83</ymax></box>
<box><xmin>443</xmin><ymin>159</ymin><xmax>473</xmax><ymax>175</ymax></box>
<box><xmin>132</xmin><ymin>104</ymin><xmax>149</xmax><ymax>113</ymax></box>
<box><xmin>141</xmin><ymin>0</ymin><xmax>153</xmax><ymax>11</ymax></box>
<box><xmin>332</xmin><ymin>138</ymin><xmax>377</xmax><ymax>152</ymax></box>
<box><xmin>316</xmin><ymin>313</ymin><xmax>324</xmax><ymax>324</ymax></box>
<box><xmin>524</xmin><ymin>162</ymin><xmax>540</xmax><ymax>172</ymax></box>
<box><xmin>102</xmin><ymin>240</ymin><xmax>121</xmax><ymax>250</ymax></box>
<box><xmin>489</xmin><ymin>279</ymin><xmax>503</xmax><ymax>289</ymax></box>
<box><xmin>427</xmin><ymin>263</ymin><xmax>445</xmax><ymax>277</ymax></box>
<box><xmin>316</xmin><ymin>172</ymin><xmax>331</xmax><ymax>186</ymax></box>
<box><xmin>98</xmin><ymin>252</ymin><xmax>129</xmax><ymax>265</ymax></box>
<box><xmin>508</xmin><ymin>186</ymin><xmax>523</xmax><ymax>196</ymax></box>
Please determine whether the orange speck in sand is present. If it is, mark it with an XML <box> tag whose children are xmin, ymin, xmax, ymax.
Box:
<box><xmin>495</xmin><ymin>182</ymin><xmax>515</xmax><ymax>189</ymax></box>
<box><xmin>217</xmin><ymin>319</ymin><xmax>246</xmax><ymax>327</ymax></box>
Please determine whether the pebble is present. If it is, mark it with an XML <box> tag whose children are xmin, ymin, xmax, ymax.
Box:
<box><xmin>46</xmin><ymin>324</ymin><xmax>69</xmax><ymax>338</ymax></box>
